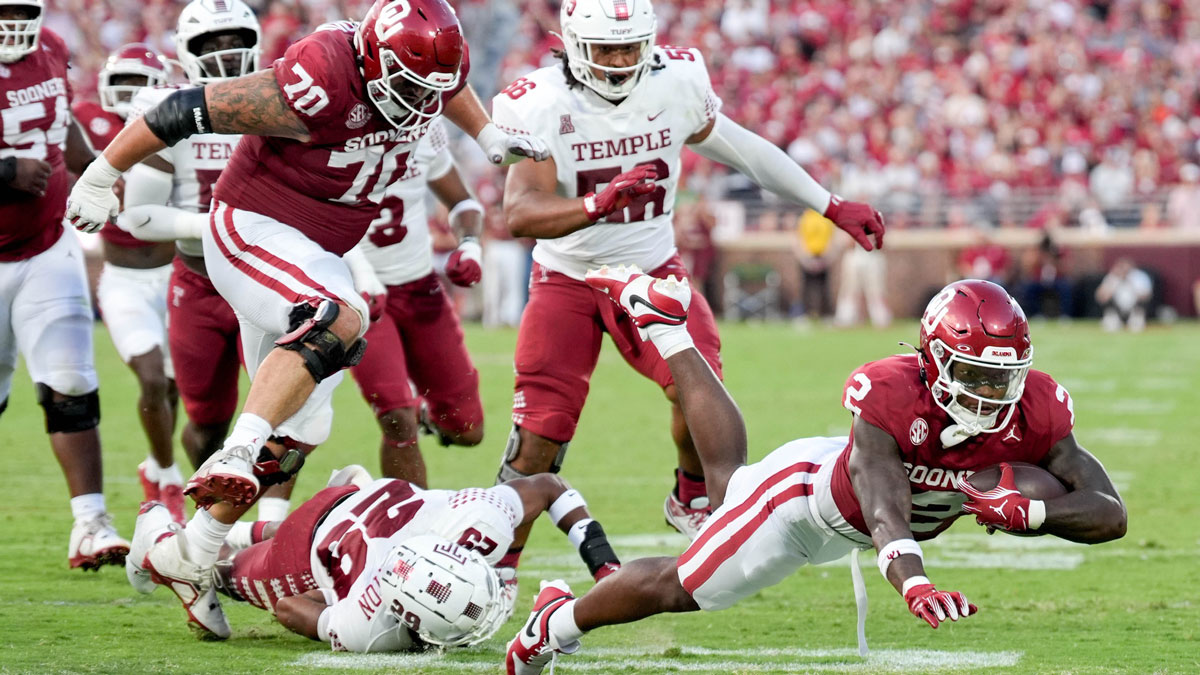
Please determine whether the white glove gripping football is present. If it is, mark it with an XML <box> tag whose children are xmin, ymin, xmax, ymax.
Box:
<box><xmin>66</xmin><ymin>155</ymin><xmax>123</xmax><ymax>233</ymax></box>
<box><xmin>117</xmin><ymin>205</ymin><xmax>208</xmax><ymax>242</ymax></box>
<box><xmin>475</xmin><ymin>122</ymin><xmax>549</xmax><ymax>166</ymax></box>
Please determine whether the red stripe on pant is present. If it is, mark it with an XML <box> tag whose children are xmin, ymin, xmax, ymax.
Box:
<box><xmin>219</xmin><ymin>203</ymin><xmax>338</xmax><ymax>300</ymax></box>
<box><xmin>679</xmin><ymin>462</ymin><xmax>820</xmax><ymax>569</ymax></box>
<box><xmin>680</xmin><ymin>482</ymin><xmax>814</xmax><ymax>594</ymax></box>
<box><xmin>208</xmin><ymin>205</ymin><xmax>319</xmax><ymax>304</ymax></box>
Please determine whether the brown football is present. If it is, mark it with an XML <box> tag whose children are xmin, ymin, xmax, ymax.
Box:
<box><xmin>965</xmin><ymin>462</ymin><xmax>1068</xmax><ymax>500</ymax></box>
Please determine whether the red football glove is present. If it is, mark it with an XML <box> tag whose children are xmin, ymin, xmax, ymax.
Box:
<box><xmin>959</xmin><ymin>462</ymin><xmax>1033</xmax><ymax>532</ymax></box>
<box><xmin>904</xmin><ymin>582</ymin><xmax>976</xmax><ymax>629</ymax></box>
<box><xmin>445</xmin><ymin>237</ymin><xmax>483</xmax><ymax>287</ymax></box>
<box><xmin>583</xmin><ymin>165</ymin><xmax>658</xmax><ymax>221</ymax></box>
<box><xmin>824</xmin><ymin>195</ymin><xmax>885</xmax><ymax>251</ymax></box>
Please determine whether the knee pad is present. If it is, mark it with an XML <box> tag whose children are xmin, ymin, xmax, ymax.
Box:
<box><xmin>275</xmin><ymin>300</ymin><xmax>367</xmax><ymax>383</ymax></box>
<box><xmin>35</xmin><ymin>383</ymin><xmax>100</xmax><ymax>433</ymax></box>
<box><xmin>495</xmin><ymin>425</ymin><xmax>570</xmax><ymax>484</ymax></box>
<box><xmin>253</xmin><ymin>439</ymin><xmax>306</xmax><ymax>487</ymax></box>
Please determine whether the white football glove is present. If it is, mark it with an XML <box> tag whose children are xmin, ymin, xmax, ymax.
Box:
<box><xmin>343</xmin><ymin>245</ymin><xmax>387</xmax><ymax>322</ymax></box>
<box><xmin>66</xmin><ymin>156</ymin><xmax>122</xmax><ymax>233</ymax></box>
<box><xmin>475</xmin><ymin>122</ymin><xmax>549</xmax><ymax>166</ymax></box>
<box><xmin>117</xmin><ymin>205</ymin><xmax>208</xmax><ymax>242</ymax></box>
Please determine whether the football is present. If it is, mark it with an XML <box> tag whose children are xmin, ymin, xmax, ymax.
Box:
<box><xmin>965</xmin><ymin>462</ymin><xmax>1068</xmax><ymax>500</ymax></box>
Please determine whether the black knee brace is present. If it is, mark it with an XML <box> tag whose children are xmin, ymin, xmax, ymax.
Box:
<box><xmin>254</xmin><ymin>442</ymin><xmax>306</xmax><ymax>487</ymax></box>
<box><xmin>275</xmin><ymin>300</ymin><xmax>367</xmax><ymax>383</ymax></box>
<box><xmin>0</xmin><ymin>396</ymin><xmax>7</xmax><ymax>419</ymax></box>
<box><xmin>35</xmin><ymin>384</ymin><xmax>100</xmax><ymax>433</ymax></box>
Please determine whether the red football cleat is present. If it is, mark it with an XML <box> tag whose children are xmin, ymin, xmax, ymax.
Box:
<box><xmin>585</xmin><ymin>265</ymin><xmax>690</xmax><ymax>337</ymax></box>
<box><xmin>137</xmin><ymin>462</ymin><xmax>160</xmax><ymax>503</ymax></box>
<box><xmin>506</xmin><ymin>580</ymin><xmax>580</xmax><ymax>675</ymax></box>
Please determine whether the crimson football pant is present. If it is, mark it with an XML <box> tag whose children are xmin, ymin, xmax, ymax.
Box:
<box><xmin>167</xmin><ymin>257</ymin><xmax>242</xmax><ymax>427</ymax></box>
<box><xmin>512</xmin><ymin>254</ymin><xmax>722</xmax><ymax>442</ymax></box>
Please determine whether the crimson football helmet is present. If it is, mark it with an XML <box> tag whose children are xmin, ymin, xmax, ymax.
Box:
<box><xmin>377</xmin><ymin>535</ymin><xmax>507</xmax><ymax>647</ymax></box>
<box><xmin>918</xmin><ymin>279</ymin><xmax>1033</xmax><ymax>435</ymax></box>
<box><xmin>98</xmin><ymin>44</ymin><xmax>169</xmax><ymax>119</ymax></box>
<box><xmin>354</xmin><ymin>0</ymin><xmax>464</xmax><ymax>131</ymax></box>
<box><xmin>0</xmin><ymin>0</ymin><xmax>41</xmax><ymax>63</ymax></box>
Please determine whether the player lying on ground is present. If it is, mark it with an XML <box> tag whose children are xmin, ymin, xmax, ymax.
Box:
<box><xmin>505</xmin><ymin>273</ymin><xmax>1127</xmax><ymax>674</ymax></box>
<box><xmin>127</xmin><ymin>465</ymin><xmax>620</xmax><ymax>645</ymax></box>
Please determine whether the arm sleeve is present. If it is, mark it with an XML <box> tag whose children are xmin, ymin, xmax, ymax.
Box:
<box><xmin>123</xmin><ymin>163</ymin><xmax>174</xmax><ymax>207</ymax></box>
<box><xmin>691</xmin><ymin>114</ymin><xmax>832</xmax><ymax>213</ymax></box>
<box><xmin>422</xmin><ymin>119</ymin><xmax>454</xmax><ymax>181</ymax></box>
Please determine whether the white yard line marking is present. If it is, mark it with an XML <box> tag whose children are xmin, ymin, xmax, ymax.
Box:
<box><xmin>1083</xmin><ymin>428</ymin><xmax>1163</xmax><ymax>445</ymax></box>
<box><xmin>293</xmin><ymin>647</ymin><xmax>1022</xmax><ymax>672</ymax></box>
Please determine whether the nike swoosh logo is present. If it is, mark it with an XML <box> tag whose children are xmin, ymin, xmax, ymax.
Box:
<box><xmin>647</xmin><ymin>110</ymin><xmax>665</xmax><ymax>121</ymax></box>
<box><xmin>524</xmin><ymin>597</ymin><xmax>567</xmax><ymax>639</ymax></box>
<box><xmin>629</xmin><ymin>294</ymin><xmax>686</xmax><ymax>322</ymax></box>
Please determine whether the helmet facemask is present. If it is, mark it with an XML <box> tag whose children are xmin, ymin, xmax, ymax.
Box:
<box><xmin>363</xmin><ymin>46</ymin><xmax>458</xmax><ymax>132</ymax></box>
<box><xmin>560</xmin><ymin>29</ymin><xmax>656</xmax><ymax>100</ymax></box>
<box><xmin>185</xmin><ymin>29</ymin><xmax>259</xmax><ymax>84</ymax></box>
<box><xmin>926</xmin><ymin>340</ymin><xmax>1031</xmax><ymax>435</ymax></box>
<box><xmin>0</xmin><ymin>2</ymin><xmax>41</xmax><ymax>64</ymax></box>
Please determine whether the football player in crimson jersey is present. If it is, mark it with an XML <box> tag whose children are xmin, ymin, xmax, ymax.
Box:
<box><xmin>0</xmin><ymin>0</ymin><xmax>131</xmax><ymax>570</ymax></box>
<box><xmin>489</xmin><ymin>0</ymin><xmax>885</xmax><ymax>545</ymax></box>
<box><xmin>112</xmin><ymin>0</ymin><xmax>268</xmax><ymax>521</ymax></box>
<box><xmin>127</xmin><ymin>465</ymin><xmax>621</xmax><ymax>644</ymax></box>
<box><xmin>344</xmin><ymin>118</ymin><xmax>486</xmax><ymax>486</ymax></box>
<box><xmin>77</xmin><ymin>0</ymin><xmax>550</xmax><ymax>638</ymax></box>
<box><xmin>74</xmin><ymin>43</ymin><xmax>188</xmax><ymax>523</ymax></box>
<box><xmin>505</xmin><ymin>275</ymin><xmax>1127</xmax><ymax>674</ymax></box>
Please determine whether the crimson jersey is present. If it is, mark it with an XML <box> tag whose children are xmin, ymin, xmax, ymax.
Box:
<box><xmin>72</xmin><ymin>100</ymin><xmax>150</xmax><ymax>249</ymax></box>
<box><xmin>215</xmin><ymin>23</ymin><xmax>469</xmax><ymax>256</ymax></box>
<box><xmin>0</xmin><ymin>29</ymin><xmax>72</xmax><ymax>261</ymax></box>
<box><xmin>827</xmin><ymin>354</ymin><xmax>1075</xmax><ymax>542</ymax></box>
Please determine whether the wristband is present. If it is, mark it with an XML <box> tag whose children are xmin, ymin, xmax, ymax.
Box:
<box><xmin>0</xmin><ymin>157</ymin><xmax>15</xmax><ymax>186</ymax></box>
<box><xmin>82</xmin><ymin>154</ymin><xmax>123</xmax><ymax>188</ymax></box>
<box><xmin>901</xmin><ymin>575</ymin><xmax>932</xmax><ymax>595</ymax></box>
<box><xmin>548</xmin><ymin>489</ymin><xmax>587</xmax><ymax>525</ymax></box>
<box><xmin>448</xmin><ymin>198</ymin><xmax>483</xmax><ymax>224</ymax></box>
<box><xmin>877</xmin><ymin>538</ymin><xmax>923</xmax><ymax>579</ymax></box>
<box><xmin>1027</xmin><ymin>499</ymin><xmax>1046</xmax><ymax>530</ymax></box>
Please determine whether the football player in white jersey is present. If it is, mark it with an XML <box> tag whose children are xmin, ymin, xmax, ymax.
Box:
<box><xmin>114</xmin><ymin>0</ymin><xmax>273</xmax><ymax>516</ymax></box>
<box><xmin>128</xmin><ymin>466</ymin><xmax>622</xmax><ymax>644</ymax></box>
<box><xmin>344</xmin><ymin>117</ymin><xmax>488</xmax><ymax>486</ymax></box>
<box><xmin>490</xmin><ymin>0</ymin><xmax>885</xmax><ymax>541</ymax></box>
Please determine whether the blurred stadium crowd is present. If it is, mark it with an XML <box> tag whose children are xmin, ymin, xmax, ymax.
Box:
<box><xmin>53</xmin><ymin>0</ymin><xmax>1200</xmax><ymax>232</ymax></box>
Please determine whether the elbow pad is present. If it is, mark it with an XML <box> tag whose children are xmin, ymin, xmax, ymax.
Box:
<box><xmin>143</xmin><ymin>87</ymin><xmax>212</xmax><ymax>147</ymax></box>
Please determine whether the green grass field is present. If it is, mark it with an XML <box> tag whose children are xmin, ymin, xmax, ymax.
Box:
<box><xmin>2</xmin><ymin>320</ymin><xmax>1198</xmax><ymax>674</ymax></box>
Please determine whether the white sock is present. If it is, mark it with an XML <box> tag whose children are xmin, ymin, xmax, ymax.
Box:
<box><xmin>256</xmin><ymin>497</ymin><xmax>290</xmax><ymax>522</ymax></box>
<box><xmin>141</xmin><ymin>456</ymin><xmax>162</xmax><ymax>482</ymax></box>
<box><xmin>225</xmin><ymin>521</ymin><xmax>254</xmax><ymax>550</ymax></box>
<box><xmin>223</xmin><ymin>413</ymin><xmax>274</xmax><ymax>454</ymax></box>
<box><xmin>548</xmin><ymin>599</ymin><xmax>583</xmax><ymax>647</ymax></box>
<box><xmin>645</xmin><ymin>322</ymin><xmax>695</xmax><ymax>360</ymax></box>
<box><xmin>159</xmin><ymin>462</ymin><xmax>184</xmax><ymax>487</ymax></box>
<box><xmin>70</xmin><ymin>493</ymin><xmax>106</xmax><ymax>524</ymax></box>
<box><xmin>185</xmin><ymin>509</ymin><xmax>233</xmax><ymax>567</ymax></box>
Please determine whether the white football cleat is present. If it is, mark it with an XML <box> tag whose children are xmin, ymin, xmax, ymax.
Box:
<box><xmin>664</xmin><ymin>493</ymin><xmax>711</xmax><ymax>541</ymax></box>
<box><xmin>497</xmin><ymin>566</ymin><xmax>519</xmax><ymax>625</ymax></box>
<box><xmin>68</xmin><ymin>513</ymin><xmax>130</xmax><ymax>571</ymax></box>
<box><xmin>585</xmin><ymin>265</ymin><xmax>691</xmax><ymax>339</ymax></box>
<box><xmin>127</xmin><ymin>501</ymin><xmax>176</xmax><ymax>593</ymax></box>
<box><xmin>506</xmin><ymin>580</ymin><xmax>580</xmax><ymax>675</ymax></box>
<box><xmin>185</xmin><ymin>444</ymin><xmax>259</xmax><ymax>508</ymax></box>
<box><xmin>326</xmin><ymin>464</ymin><xmax>374</xmax><ymax>489</ymax></box>
<box><xmin>144</xmin><ymin>527</ymin><xmax>230</xmax><ymax>640</ymax></box>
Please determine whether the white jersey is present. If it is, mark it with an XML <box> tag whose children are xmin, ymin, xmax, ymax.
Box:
<box><xmin>310</xmin><ymin>479</ymin><xmax>521</xmax><ymax>653</ymax></box>
<box><xmin>128</xmin><ymin>84</ymin><xmax>242</xmax><ymax>257</ymax></box>
<box><xmin>357</xmin><ymin>119</ymin><xmax>455</xmax><ymax>286</ymax></box>
<box><xmin>491</xmin><ymin>46</ymin><xmax>721</xmax><ymax>280</ymax></box>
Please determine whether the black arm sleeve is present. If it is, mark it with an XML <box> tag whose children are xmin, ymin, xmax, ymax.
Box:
<box><xmin>0</xmin><ymin>157</ymin><xmax>15</xmax><ymax>186</ymax></box>
<box><xmin>142</xmin><ymin>87</ymin><xmax>212</xmax><ymax>147</ymax></box>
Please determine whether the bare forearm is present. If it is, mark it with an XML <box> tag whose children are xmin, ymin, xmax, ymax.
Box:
<box><xmin>505</xmin><ymin>189</ymin><xmax>594</xmax><ymax>238</ymax></box>
<box><xmin>442</xmin><ymin>85</ymin><xmax>490</xmax><ymax>138</ymax></box>
<box><xmin>102</xmin><ymin>119</ymin><xmax>168</xmax><ymax>172</ymax></box>
<box><xmin>65</xmin><ymin>121</ymin><xmax>96</xmax><ymax>175</ymax></box>
<box><xmin>1042</xmin><ymin>492</ymin><xmax>1127</xmax><ymax>543</ymax></box>
<box><xmin>274</xmin><ymin>590</ymin><xmax>327</xmax><ymax>641</ymax></box>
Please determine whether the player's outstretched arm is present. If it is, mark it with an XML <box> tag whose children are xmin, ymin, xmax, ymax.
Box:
<box><xmin>443</xmin><ymin>85</ymin><xmax>548</xmax><ymax>166</ymax></box>
<box><xmin>504</xmin><ymin>473</ymin><xmax>621</xmax><ymax>580</ymax></box>
<box><xmin>849</xmin><ymin>415</ymin><xmax>975</xmax><ymax>629</ymax></box>
<box><xmin>1037</xmin><ymin>433</ymin><xmax>1127</xmax><ymax>543</ymax></box>
<box><xmin>275</xmin><ymin>589</ymin><xmax>328</xmax><ymax>641</ymax></box>
<box><xmin>688</xmin><ymin>114</ymin><xmax>884</xmax><ymax>251</ymax></box>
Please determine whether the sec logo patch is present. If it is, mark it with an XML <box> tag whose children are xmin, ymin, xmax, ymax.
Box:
<box><xmin>346</xmin><ymin>102</ymin><xmax>372</xmax><ymax>129</ymax></box>
<box><xmin>89</xmin><ymin>116</ymin><xmax>112</xmax><ymax>138</ymax></box>
<box><xmin>909</xmin><ymin>418</ymin><xmax>929</xmax><ymax>445</ymax></box>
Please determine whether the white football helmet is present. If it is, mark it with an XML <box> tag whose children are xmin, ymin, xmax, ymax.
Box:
<box><xmin>98</xmin><ymin>44</ymin><xmax>170</xmax><ymax>118</ymax></box>
<box><xmin>0</xmin><ymin>0</ymin><xmax>42</xmax><ymax>63</ymax></box>
<box><xmin>558</xmin><ymin>0</ymin><xmax>657</xmax><ymax>99</ymax></box>
<box><xmin>175</xmin><ymin>0</ymin><xmax>261</xmax><ymax>85</ymax></box>
<box><xmin>377</xmin><ymin>535</ymin><xmax>506</xmax><ymax>648</ymax></box>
